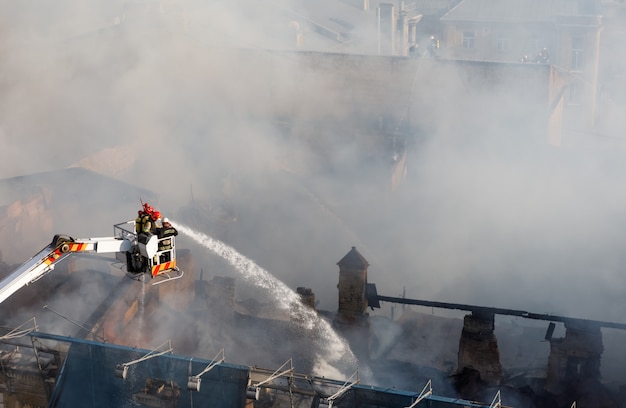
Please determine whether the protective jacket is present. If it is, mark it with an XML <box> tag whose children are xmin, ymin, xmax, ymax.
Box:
<box><xmin>158</xmin><ymin>226</ymin><xmax>178</xmax><ymax>251</ymax></box>
<box><xmin>136</xmin><ymin>213</ymin><xmax>152</xmax><ymax>234</ymax></box>
<box><xmin>160</xmin><ymin>226</ymin><xmax>178</xmax><ymax>238</ymax></box>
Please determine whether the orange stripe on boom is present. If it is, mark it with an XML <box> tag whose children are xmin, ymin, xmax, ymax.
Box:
<box><xmin>43</xmin><ymin>242</ymin><xmax>88</xmax><ymax>267</ymax></box>
<box><xmin>44</xmin><ymin>248</ymin><xmax>63</xmax><ymax>265</ymax></box>
<box><xmin>151</xmin><ymin>260</ymin><xmax>177</xmax><ymax>277</ymax></box>
<box><xmin>69</xmin><ymin>243</ymin><xmax>88</xmax><ymax>252</ymax></box>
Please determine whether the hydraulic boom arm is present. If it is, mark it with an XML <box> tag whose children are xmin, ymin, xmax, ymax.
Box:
<box><xmin>0</xmin><ymin>221</ymin><xmax>182</xmax><ymax>306</ymax></box>
<box><xmin>0</xmin><ymin>235</ymin><xmax>131</xmax><ymax>305</ymax></box>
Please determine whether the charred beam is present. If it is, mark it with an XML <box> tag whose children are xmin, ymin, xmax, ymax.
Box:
<box><xmin>373</xmin><ymin>294</ymin><xmax>626</xmax><ymax>331</ymax></box>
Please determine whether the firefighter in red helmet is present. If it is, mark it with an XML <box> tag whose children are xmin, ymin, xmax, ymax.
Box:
<box><xmin>136</xmin><ymin>203</ymin><xmax>155</xmax><ymax>234</ymax></box>
<box><xmin>151</xmin><ymin>211</ymin><xmax>162</xmax><ymax>234</ymax></box>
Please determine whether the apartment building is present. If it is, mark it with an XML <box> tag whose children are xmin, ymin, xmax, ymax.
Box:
<box><xmin>438</xmin><ymin>0</ymin><xmax>603</xmax><ymax>145</ymax></box>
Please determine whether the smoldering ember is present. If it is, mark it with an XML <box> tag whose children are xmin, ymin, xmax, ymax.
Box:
<box><xmin>1</xmin><ymin>0</ymin><xmax>626</xmax><ymax>408</ymax></box>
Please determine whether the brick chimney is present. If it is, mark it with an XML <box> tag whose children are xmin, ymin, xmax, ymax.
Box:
<box><xmin>457</xmin><ymin>312</ymin><xmax>503</xmax><ymax>387</ymax></box>
<box><xmin>336</xmin><ymin>247</ymin><xmax>369</xmax><ymax>322</ymax></box>
<box><xmin>334</xmin><ymin>247</ymin><xmax>370</xmax><ymax>361</ymax></box>
<box><xmin>297</xmin><ymin>287</ymin><xmax>315</xmax><ymax>309</ymax></box>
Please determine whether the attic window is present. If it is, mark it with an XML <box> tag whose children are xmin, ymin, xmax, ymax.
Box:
<box><xmin>462</xmin><ymin>31</ymin><xmax>475</xmax><ymax>49</ymax></box>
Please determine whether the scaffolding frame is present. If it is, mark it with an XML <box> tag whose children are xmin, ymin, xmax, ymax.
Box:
<box><xmin>187</xmin><ymin>348</ymin><xmax>225</xmax><ymax>392</ymax></box>
<box><xmin>114</xmin><ymin>340</ymin><xmax>173</xmax><ymax>380</ymax></box>
<box><xmin>318</xmin><ymin>369</ymin><xmax>360</xmax><ymax>408</ymax></box>
<box><xmin>405</xmin><ymin>379</ymin><xmax>432</xmax><ymax>408</ymax></box>
<box><xmin>246</xmin><ymin>358</ymin><xmax>294</xmax><ymax>401</ymax></box>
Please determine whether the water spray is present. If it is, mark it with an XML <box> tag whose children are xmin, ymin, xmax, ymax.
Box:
<box><xmin>173</xmin><ymin>221</ymin><xmax>358</xmax><ymax>377</ymax></box>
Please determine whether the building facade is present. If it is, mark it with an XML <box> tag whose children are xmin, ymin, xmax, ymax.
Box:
<box><xmin>438</xmin><ymin>0</ymin><xmax>603</xmax><ymax>145</ymax></box>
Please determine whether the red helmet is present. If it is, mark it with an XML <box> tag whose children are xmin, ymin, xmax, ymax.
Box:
<box><xmin>152</xmin><ymin>211</ymin><xmax>161</xmax><ymax>221</ymax></box>
<box><xmin>143</xmin><ymin>203</ymin><xmax>154</xmax><ymax>214</ymax></box>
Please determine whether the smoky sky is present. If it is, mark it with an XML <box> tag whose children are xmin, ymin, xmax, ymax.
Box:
<box><xmin>2</xmin><ymin>0</ymin><xmax>626</xmax><ymax>386</ymax></box>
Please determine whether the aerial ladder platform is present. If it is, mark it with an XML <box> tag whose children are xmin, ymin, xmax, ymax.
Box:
<box><xmin>0</xmin><ymin>221</ymin><xmax>182</xmax><ymax>306</ymax></box>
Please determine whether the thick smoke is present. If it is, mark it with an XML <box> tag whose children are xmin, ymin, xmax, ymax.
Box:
<box><xmin>1</xmin><ymin>0</ymin><xmax>626</xmax><ymax>394</ymax></box>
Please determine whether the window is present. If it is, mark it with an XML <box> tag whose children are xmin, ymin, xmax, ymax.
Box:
<box><xmin>568</xmin><ymin>82</ymin><xmax>581</xmax><ymax>105</ymax></box>
<box><xmin>571</xmin><ymin>37</ymin><xmax>584</xmax><ymax>72</ymax></box>
<box><xmin>531</xmin><ymin>37</ymin><xmax>544</xmax><ymax>53</ymax></box>
<box><xmin>496</xmin><ymin>33</ymin><xmax>508</xmax><ymax>52</ymax></box>
<box><xmin>462</xmin><ymin>31</ymin><xmax>475</xmax><ymax>49</ymax></box>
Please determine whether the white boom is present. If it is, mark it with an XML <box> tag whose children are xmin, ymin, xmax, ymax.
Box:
<box><xmin>0</xmin><ymin>221</ymin><xmax>182</xmax><ymax>306</ymax></box>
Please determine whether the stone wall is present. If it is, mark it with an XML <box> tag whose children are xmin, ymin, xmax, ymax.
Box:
<box><xmin>545</xmin><ymin>322</ymin><xmax>604</xmax><ymax>393</ymax></box>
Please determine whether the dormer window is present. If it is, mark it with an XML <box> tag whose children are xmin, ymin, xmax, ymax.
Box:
<box><xmin>462</xmin><ymin>31</ymin><xmax>475</xmax><ymax>49</ymax></box>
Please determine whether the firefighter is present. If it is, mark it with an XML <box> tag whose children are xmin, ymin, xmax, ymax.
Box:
<box><xmin>159</xmin><ymin>218</ymin><xmax>178</xmax><ymax>241</ymax></box>
<box><xmin>135</xmin><ymin>203</ymin><xmax>155</xmax><ymax>238</ymax></box>
<box><xmin>135</xmin><ymin>206</ymin><xmax>153</xmax><ymax>234</ymax></box>
<box><xmin>158</xmin><ymin>217</ymin><xmax>178</xmax><ymax>263</ymax></box>
<box><xmin>151</xmin><ymin>211</ymin><xmax>162</xmax><ymax>234</ymax></box>
<box><xmin>135</xmin><ymin>210</ymin><xmax>144</xmax><ymax>234</ymax></box>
